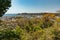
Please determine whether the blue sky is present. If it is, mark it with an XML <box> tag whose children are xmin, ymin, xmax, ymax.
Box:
<box><xmin>6</xmin><ymin>0</ymin><xmax>60</xmax><ymax>14</ymax></box>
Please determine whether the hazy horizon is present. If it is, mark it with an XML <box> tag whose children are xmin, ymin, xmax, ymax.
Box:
<box><xmin>6</xmin><ymin>0</ymin><xmax>60</xmax><ymax>14</ymax></box>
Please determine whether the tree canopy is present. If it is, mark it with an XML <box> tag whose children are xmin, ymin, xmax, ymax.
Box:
<box><xmin>0</xmin><ymin>0</ymin><xmax>11</xmax><ymax>17</ymax></box>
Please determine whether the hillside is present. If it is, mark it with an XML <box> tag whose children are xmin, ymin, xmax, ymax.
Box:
<box><xmin>0</xmin><ymin>13</ymin><xmax>60</xmax><ymax>40</ymax></box>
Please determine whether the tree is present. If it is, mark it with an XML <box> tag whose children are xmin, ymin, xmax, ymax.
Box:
<box><xmin>0</xmin><ymin>0</ymin><xmax>11</xmax><ymax>17</ymax></box>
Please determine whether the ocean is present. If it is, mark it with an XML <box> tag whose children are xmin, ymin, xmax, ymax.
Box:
<box><xmin>3</xmin><ymin>14</ymin><xmax>17</xmax><ymax>17</ymax></box>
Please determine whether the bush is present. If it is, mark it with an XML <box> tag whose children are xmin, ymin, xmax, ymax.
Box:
<box><xmin>0</xmin><ymin>28</ymin><xmax>20</xmax><ymax>40</ymax></box>
<box><xmin>0</xmin><ymin>13</ymin><xmax>60</xmax><ymax>40</ymax></box>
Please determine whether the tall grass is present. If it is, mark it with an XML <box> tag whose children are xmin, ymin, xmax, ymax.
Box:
<box><xmin>0</xmin><ymin>14</ymin><xmax>60</xmax><ymax>40</ymax></box>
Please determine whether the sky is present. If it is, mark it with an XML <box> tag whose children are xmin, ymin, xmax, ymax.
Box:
<box><xmin>6</xmin><ymin>0</ymin><xmax>60</xmax><ymax>14</ymax></box>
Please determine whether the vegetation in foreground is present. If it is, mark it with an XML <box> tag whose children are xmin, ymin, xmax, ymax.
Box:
<box><xmin>0</xmin><ymin>13</ymin><xmax>60</xmax><ymax>40</ymax></box>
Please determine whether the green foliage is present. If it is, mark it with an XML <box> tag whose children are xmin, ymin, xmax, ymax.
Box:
<box><xmin>0</xmin><ymin>0</ymin><xmax>11</xmax><ymax>17</ymax></box>
<box><xmin>0</xmin><ymin>14</ymin><xmax>60</xmax><ymax>40</ymax></box>
<box><xmin>0</xmin><ymin>28</ymin><xmax>20</xmax><ymax>40</ymax></box>
<box><xmin>53</xmin><ymin>29</ymin><xmax>60</xmax><ymax>40</ymax></box>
